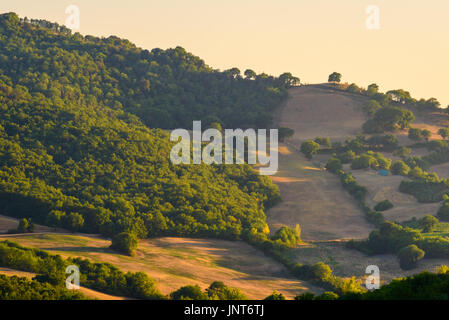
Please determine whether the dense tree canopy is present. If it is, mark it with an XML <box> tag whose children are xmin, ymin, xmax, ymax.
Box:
<box><xmin>0</xmin><ymin>12</ymin><xmax>283</xmax><ymax>241</ymax></box>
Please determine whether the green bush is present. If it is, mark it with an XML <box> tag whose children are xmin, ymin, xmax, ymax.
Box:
<box><xmin>170</xmin><ymin>285</ymin><xmax>208</xmax><ymax>300</ymax></box>
<box><xmin>206</xmin><ymin>281</ymin><xmax>247</xmax><ymax>300</ymax></box>
<box><xmin>110</xmin><ymin>232</ymin><xmax>138</xmax><ymax>256</ymax></box>
<box><xmin>374</xmin><ymin>200</ymin><xmax>394</xmax><ymax>212</ymax></box>
<box><xmin>419</xmin><ymin>215</ymin><xmax>439</xmax><ymax>233</ymax></box>
<box><xmin>326</xmin><ymin>157</ymin><xmax>342</xmax><ymax>173</ymax></box>
<box><xmin>264</xmin><ymin>291</ymin><xmax>286</xmax><ymax>300</ymax></box>
<box><xmin>398</xmin><ymin>245</ymin><xmax>425</xmax><ymax>270</ymax></box>
<box><xmin>300</xmin><ymin>140</ymin><xmax>320</xmax><ymax>159</ymax></box>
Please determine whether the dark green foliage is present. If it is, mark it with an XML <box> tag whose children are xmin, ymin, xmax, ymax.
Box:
<box><xmin>339</xmin><ymin>172</ymin><xmax>367</xmax><ymax>202</ymax></box>
<box><xmin>278</xmin><ymin>127</ymin><xmax>294</xmax><ymax>142</ymax></box>
<box><xmin>346</xmin><ymin>83</ymin><xmax>361</xmax><ymax>94</ymax></box>
<box><xmin>393</xmin><ymin>146</ymin><xmax>411</xmax><ymax>159</ymax></box>
<box><xmin>408</xmin><ymin>128</ymin><xmax>424</xmax><ymax>141</ymax></box>
<box><xmin>170</xmin><ymin>285</ymin><xmax>208</xmax><ymax>300</ymax></box>
<box><xmin>362</xmin><ymin>107</ymin><xmax>414</xmax><ymax>133</ymax></box>
<box><xmin>390</xmin><ymin>160</ymin><xmax>410</xmax><ymax>175</ymax></box>
<box><xmin>399</xmin><ymin>180</ymin><xmax>448</xmax><ymax>203</ymax></box>
<box><xmin>419</xmin><ymin>215</ymin><xmax>439</xmax><ymax>233</ymax></box>
<box><xmin>264</xmin><ymin>291</ymin><xmax>286</xmax><ymax>300</ymax></box>
<box><xmin>314</xmin><ymin>136</ymin><xmax>331</xmax><ymax>148</ymax></box>
<box><xmin>110</xmin><ymin>232</ymin><xmax>138</xmax><ymax>256</ymax></box>
<box><xmin>437</xmin><ymin>197</ymin><xmax>449</xmax><ymax>221</ymax></box>
<box><xmin>345</xmin><ymin>271</ymin><xmax>449</xmax><ymax>300</ymax></box>
<box><xmin>295</xmin><ymin>291</ymin><xmax>338</xmax><ymax>300</ymax></box>
<box><xmin>8</xmin><ymin>218</ymin><xmax>34</xmax><ymax>234</ymax></box>
<box><xmin>206</xmin><ymin>281</ymin><xmax>247</xmax><ymax>300</ymax></box>
<box><xmin>62</xmin><ymin>212</ymin><xmax>84</xmax><ymax>232</ymax></box>
<box><xmin>0</xmin><ymin>240</ymin><xmax>163</xmax><ymax>299</ymax></box>
<box><xmin>398</xmin><ymin>245</ymin><xmax>425</xmax><ymax>270</ymax></box>
<box><xmin>0</xmin><ymin>12</ymin><xmax>282</xmax><ymax>241</ymax></box>
<box><xmin>366</xmin><ymin>134</ymin><xmax>398</xmax><ymax>150</ymax></box>
<box><xmin>328</xmin><ymin>72</ymin><xmax>342</xmax><ymax>83</ymax></box>
<box><xmin>438</xmin><ymin>128</ymin><xmax>449</xmax><ymax>140</ymax></box>
<box><xmin>300</xmin><ymin>140</ymin><xmax>320</xmax><ymax>159</ymax></box>
<box><xmin>325</xmin><ymin>157</ymin><xmax>342</xmax><ymax>173</ymax></box>
<box><xmin>271</xmin><ymin>225</ymin><xmax>301</xmax><ymax>247</ymax></box>
<box><xmin>374</xmin><ymin>200</ymin><xmax>394</xmax><ymax>212</ymax></box>
<box><xmin>0</xmin><ymin>274</ymin><xmax>87</xmax><ymax>300</ymax></box>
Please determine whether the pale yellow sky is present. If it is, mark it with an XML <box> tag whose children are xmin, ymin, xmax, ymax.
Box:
<box><xmin>1</xmin><ymin>0</ymin><xmax>448</xmax><ymax>106</ymax></box>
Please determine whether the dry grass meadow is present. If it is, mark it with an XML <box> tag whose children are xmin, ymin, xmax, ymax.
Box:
<box><xmin>0</xmin><ymin>233</ymin><xmax>322</xmax><ymax>299</ymax></box>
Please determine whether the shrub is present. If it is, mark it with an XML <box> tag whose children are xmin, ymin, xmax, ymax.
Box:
<box><xmin>271</xmin><ymin>225</ymin><xmax>301</xmax><ymax>247</ymax></box>
<box><xmin>437</xmin><ymin>203</ymin><xmax>449</xmax><ymax>221</ymax></box>
<box><xmin>374</xmin><ymin>200</ymin><xmax>394</xmax><ymax>212</ymax></box>
<box><xmin>408</xmin><ymin>128</ymin><xmax>423</xmax><ymax>141</ymax></box>
<box><xmin>110</xmin><ymin>232</ymin><xmax>138</xmax><ymax>256</ymax></box>
<box><xmin>419</xmin><ymin>215</ymin><xmax>439</xmax><ymax>233</ymax></box>
<box><xmin>314</xmin><ymin>136</ymin><xmax>331</xmax><ymax>148</ymax></box>
<box><xmin>206</xmin><ymin>281</ymin><xmax>247</xmax><ymax>300</ymax></box>
<box><xmin>300</xmin><ymin>140</ymin><xmax>320</xmax><ymax>159</ymax></box>
<box><xmin>170</xmin><ymin>285</ymin><xmax>208</xmax><ymax>300</ymax></box>
<box><xmin>398</xmin><ymin>245</ymin><xmax>425</xmax><ymax>270</ymax></box>
<box><xmin>264</xmin><ymin>291</ymin><xmax>286</xmax><ymax>300</ymax></box>
<box><xmin>326</xmin><ymin>157</ymin><xmax>342</xmax><ymax>173</ymax></box>
<box><xmin>363</xmin><ymin>100</ymin><xmax>382</xmax><ymax>116</ymax></box>
<box><xmin>390</xmin><ymin>160</ymin><xmax>410</xmax><ymax>175</ymax></box>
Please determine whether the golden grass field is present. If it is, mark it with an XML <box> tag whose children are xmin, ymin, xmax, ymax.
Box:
<box><xmin>267</xmin><ymin>144</ymin><xmax>372</xmax><ymax>241</ymax></box>
<box><xmin>277</xmin><ymin>85</ymin><xmax>367</xmax><ymax>144</ymax></box>
<box><xmin>350</xmin><ymin>169</ymin><xmax>441</xmax><ymax>222</ymax></box>
<box><xmin>0</xmin><ymin>233</ymin><xmax>322</xmax><ymax>299</ymax></box>
<box><xmin>271</xmin><ymin>85</ymin><xmax>449</xmax><ymax>283</ymax></box>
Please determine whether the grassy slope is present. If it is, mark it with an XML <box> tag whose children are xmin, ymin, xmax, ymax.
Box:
<box><xmin>272</xmin><ymin>85</ymin><xmax>449</xmax><ymax>284</ymax></box>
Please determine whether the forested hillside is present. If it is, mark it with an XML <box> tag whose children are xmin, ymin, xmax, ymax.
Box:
<box><xmin>0</xmin><ymin>12</ymin><xmax>287</xmax><ymax>240</ymax></box>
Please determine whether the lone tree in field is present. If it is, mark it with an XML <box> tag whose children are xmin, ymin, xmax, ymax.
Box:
<box><xmin>328</xmin><ymin>72</ymin><xmax>342</xmax><ymax>83</ymax></box>
<box><xmin>278</xmin><ymin>127</ymin><xmax>294</xmax><ymax>142</ymax></box>
<box><xmin>110</xmin><ymin>232</ymin><xmax>139</xmax><ymax>256</ymax></box>
<box><xmin>438</xmin><ymin>128</ymin><xmax>449</xmax><ymax>140</ymax></box>
<box><xmin>419</xmin><ymin>214</ymin><xmax>439</xmax><ymax>233</ymax></box>
<box><xmin>300</xmin><ymin>140</ymin><xmax>320</xmax><ymax>159</ymax></box>
<box><xmin>398</xmin><ymin>245</ymin><xmax>425</xmax><ymax>270</ymax></box>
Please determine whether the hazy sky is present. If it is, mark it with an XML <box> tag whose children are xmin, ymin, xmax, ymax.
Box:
<box><xmin>1</xmin><ymin>0</ymin><xmax>448</xmax><ymax>106</ymax></box>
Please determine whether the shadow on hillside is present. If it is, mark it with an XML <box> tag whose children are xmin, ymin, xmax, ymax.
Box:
<box><xmin>40</xmin><ymin>246</ymin><xmax>112</xmax><ymax>254</ymax></box>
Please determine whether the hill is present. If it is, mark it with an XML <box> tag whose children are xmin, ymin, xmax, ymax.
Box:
<box><xmin>0</xmin><ymin>233</ymin><xmax>322</xmax><ymax>299</ymax></box>
<box><xmin>0</xmin><ymin>12</ymin><xmax>287</xmax><ymax>241</ymax></box>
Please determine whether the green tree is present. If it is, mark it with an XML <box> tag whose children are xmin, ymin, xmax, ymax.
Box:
<box><xmin>278</xmin><ymin>127</ymin><xmax>294</xmax><ymax>142</ymax></box>
<box><xmin>170</xmin><ymin>285</ymin><xmax>208</xmax><ymax>300</ymax></box>
<box><xmin>328</xmin><ymin>72</ymin><xmax>342</xmax><ymax>83</ymax></box>
<box><xmin>326</xmin><ymin>157</ymin><xmax>342</xmax><ymax>173</ymax></box>
<box><xmin>264</xmin><ymin>291</ymin><xmax>286</xmax><ymax>300</ymax></box>
<box><xmin>110</xmin><ymin>232</ymin><xmax>138</xmax><ymax>256</ymax></box>
<box><xmin>300</xmin><ymin>140</ymin><xmax>320</xmax><ymax>159</ymax></box>
<box><xmin>398</xmin><ymin>245</ymin><xmax>425</xmax><ymax>270</ymax></box>
<box><xmin>422</xmin><ymin>129</ymin><xmax>432</xmax><ymax>141</ymax></box>
<box><xmin>408</xmin><ymin>128</ymin><xmax>423</xmax><ymax>141</ymax></box>
<box><xmin>206</xmin><ymin>281</ymin><xmax>247</xmax><ymax>300</ymax></box>
<box><xmin>438</xmin><ymin>128</ymin><xmax>449</xmax><ymax>140</ymax></box>
<box><xmin>419</xmin><ymin>215</ymin><xmax>439</xmax><ymax>233</ymax></box>
<box><xmin>63</xmin><ymin>213</ymin><xmax>84</xmax><ymax>232</ymax></box>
